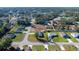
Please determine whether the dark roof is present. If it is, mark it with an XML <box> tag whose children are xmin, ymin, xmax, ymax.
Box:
<box><xmin>48</xmin><ymin>33</ymin><xmax>58</xmax><ymax>39</ymax></box>
<box><xmin>60</xmin><ymin>32</ymin><xmax>70</xmax><ymax>39</ymax></box>
<box><xmin>6</xmin><ymin>33</ymin><xmax>16</xmax><ymax>39</ymax></box>
<box><xmin>38</xmin><ymin>32</ymin><xmax>44</xmax><ymax>38</ymax></box>
<box><xmin>63</xmin><ymin>34</ymin><xmax>70</xmax><ymax>38</ymax></box>
<box><xmin>16</xmin><ymin>28</ymin><xmax>23</xmax><ymax>33</ymax></box>
<box><xmin>74</xmin><ymin>34</ymin><xmax>79</xmax><ymax>38</ymax></box>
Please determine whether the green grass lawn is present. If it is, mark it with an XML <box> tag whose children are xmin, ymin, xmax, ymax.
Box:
<box><xmin>43</xmin><ymin>32</ymin><xmax>68</xmax><ymax>42</ymax></box>
<box><xmin>66</xmin><ymin>32</ymin><xmax>78</xmax><ymax>42</ymax></box>
<box><xmin>28</xmin><ymin>32</ymin><xmax>72</xmax><ymax>42</ymax></box>
<box><xmin>63</xmin><ymin>45</ymin><xmax>77</xmax><ymax>51</ymax></box>
<box><xmin>28</xmin><ymin>32</ymin><xmax>49</xmax><ymax>42</ymax></box>
<box><xmin>28</xmin><ymin>34</ymin><xmax>38</xmax><ymax>42</ymax></box>
<box><xmin>53</xmin><ymin>32</ymin><xmax>68</xmax><ymax>42</ymax></box>
<box><xmin>48</xmin><ymin>45</ymin><xmax>61</xmax><ymax>51</ymax></box>
<box><xmin>32</xmin><ymin>45</ymin><xmax>45</xmax><ymax>51</ymax></box>
<box><xmin>13</xmin><ymin>33</ymin><xmax>25</xmax><ymax>42</ymax></box>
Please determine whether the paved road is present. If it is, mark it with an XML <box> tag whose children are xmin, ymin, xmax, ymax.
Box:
<box><xmin>10</xmin><ymin>16</ymin><xmax>79</xmax><ymax>50</ymax></box>
<box><xmin>11</xmin><ymin>27</ymin><xmax>79</xmax><ymax>49</ymax></box>
<box><xmin>11</xmin><ymin>27</ymin><xmax>44</xmax><ymax>47</ymax></box>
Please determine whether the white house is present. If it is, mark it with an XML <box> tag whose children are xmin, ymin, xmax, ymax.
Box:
<box><xmin>71</xmin><ymin>33</ymin><xmax>79</xmax><ymax>38</ymax></box>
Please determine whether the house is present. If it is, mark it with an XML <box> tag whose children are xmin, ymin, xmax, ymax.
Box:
<box><xmin>16</xmin><ymin>27</ymin><xmax>24</xmax><ymax>33</ymax></box>
<box><xmin>48</xmin><ymin>33</ymin><xmax>58</xmax><ymax>41</ymax></box>
<box><xmin>68</xmin><ymin>25</ymin><xmax>77</xmax><ymax>31</ymax></box>
<box><xmin>71</xmin><ymin>33</ymin><xmax>79</xmax><ymax>38</ymax></box>
<box><xmin>5</xmin><ymin>33</ymin><xmax>16</xmax><ymax>39</ymax></box>
<box><xmin>75</xmin><ymin>22</ymin><xmax>79</xmax><ymax>25</ymax></box>
<box><xmin>37</xmin><ymin>32</ymin><xmax>44</xmax><ymax>38</ymax></box>
<box><xmin>60</xmin><ymin>32</ymin><xmax>70</xmax><ymax>39</ymax></box>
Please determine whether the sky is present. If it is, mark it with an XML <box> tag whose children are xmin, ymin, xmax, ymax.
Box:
<box><xmin>0</xmin><ymin>0</ymin><xmax>79</xmax><ymax>7</ymax></box>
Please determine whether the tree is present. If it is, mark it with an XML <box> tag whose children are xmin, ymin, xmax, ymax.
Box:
<box><xmin>0</xmin><ymin>38</ymin><xmax>12</xmax><ymax>51</ymax></box>
<box><xmin>17</xmin><ymin>19</ymin><xmax>31</xmax><ymax>26</ymax></box>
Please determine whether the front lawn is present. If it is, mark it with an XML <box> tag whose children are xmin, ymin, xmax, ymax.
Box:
<box><xmin>32</xmin><ymin>45</ymin><xmax>45</xmax><ymax>51</ymax></box>
<box><xmin>66</xmin><ymin>32</ymin><xmax>78</xmax><ymax>42</ymax></box>
<box><xmin>53</xmin><ymin>32</ymin><xmax>68</xmax><ymax>42</ymax></box>
<box><xmin>48</xmin><ymin>45</ymin><xmax>61</xmax><ymax>51</ymax></box>
<box><xmin>28</xmin><ymin>34</ymin><xmax>38</xmax><ymax>42</ymax></box>
<box><xmin>13</xmin><ymin>33</ymin><xmax>25</xmax><ymax>42</ymax></box>
<box><xmin>63</xmin><ymin>45</ymin><xmax>78</xmax><ymax>51</ymax></box>
<box><xmin>28</xmin><ymin>32</ymin><xmax>49</xmax><ymax>42</ymax></box>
